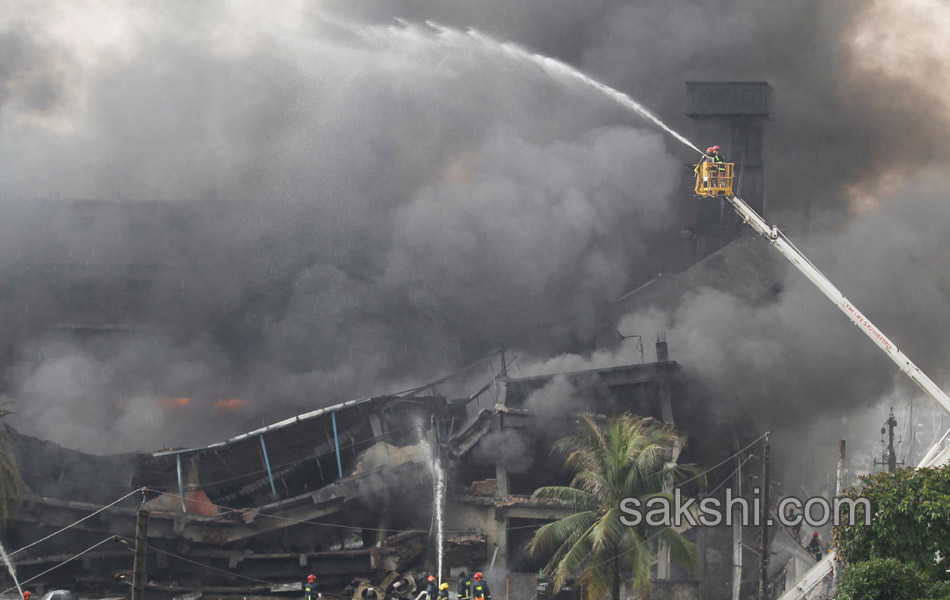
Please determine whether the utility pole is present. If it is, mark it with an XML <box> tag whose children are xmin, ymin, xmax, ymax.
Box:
<box><xmin>836</xmin><ymin>440</ymin><xmax>846</xmax><ymax>497</ymax></box>
<box><xmin>731</xmin><ymin>435</ymin><xmax>742</xmax><ymax>600</ymax></box>
<box><xmin>132</xmin><ymin>493</ymin><xmax>150</xmax><ymax>600</ymax></box>
<box><xmin>909</xmin><ymin>393</ymin><xmax>915</xmax><ymax>465</ymax></box>
<box><xmin>874</xmin><ymin>408</ymin><xmax>903</xmax><ymax>473</ymax></box>
<box><xmin>758</xmin><ymin>433</ymin><xmax>770</xmax><ymax>600</ymax></box>
<box><xmin>832</xmin><ymin>440</ymin><xmax>847</xmax><ymax>594</ymax></box>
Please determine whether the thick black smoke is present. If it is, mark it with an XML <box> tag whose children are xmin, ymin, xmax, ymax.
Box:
<box><xmin>1</xmin><ymin>1</ymin><xmax>948</xmax><ymax>454</ymax></box>
<box><xmin>0</xmin><ymin>3</ymin><xmax>680</xmax><ymax>452</ymax></box>
<box><xmin>328</xmin><ymin>0</ymin><xmax>950</xmax><ymax>221</ymax></box>
<box><xmin>524</xmin><ymin>170</ymin><xmax>950</xmax><ymax>448</ymax></box>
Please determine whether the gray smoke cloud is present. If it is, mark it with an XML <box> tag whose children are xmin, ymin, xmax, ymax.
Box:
<box><xmin>0</xmin><ymin>25</ymin><xmax>74</xmax><ymax>117</ymax></box>
<box><xmin>327</xmin><ymin>0</ymin><xmax>950</xmax><ymax>220</ymax></box>
<box><xmin>0</xmin><ymin>1</ymin><xmax>947</xmax><ymax>454</ymax></box>
<box><xmin>522</xmin><ymin>170</ymin><xmax>950</xmax><ymax>438</ymax></box>
<box><xmin>472</xmin><ymin>429</ymin><xmax>535</xmax><ymax>474</ymax></box>
<box><xmin>0</xmin><ymin>3</ymin><xmax>679</xmax><ymax>452</ymax></box>
<box><xmin>651</xmin><ymin>171</ymin><xmax>950</xmax><ymax>427</ymax></box>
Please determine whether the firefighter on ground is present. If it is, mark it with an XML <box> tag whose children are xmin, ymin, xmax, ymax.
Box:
<box><xmin>807</xmin><ymin>532</ymin><xmax>823</xmax><ymax>561</ymax></box>
<box><xmin>426</xmin><ymin>575</ymin><xmax>438</xmax><ymax>600</ymax></box>
<box><xmin>438</xmin><ymin>583</ymin><xmax>449</xmax><ymax>600</ymax></box>
<box><xmin>305</xmin><ymin>574</ymin><xmax>322</xmax><ymax>600</ymax></box>
<box><xmin>472</xmin><ymin>572</ymin><xmax>491</xmax><ymax>600</ymax></box>
<box><xmin>457</xmin><ymin>571</ymin><xmax>472</xmax><ymax>600</ymax></box>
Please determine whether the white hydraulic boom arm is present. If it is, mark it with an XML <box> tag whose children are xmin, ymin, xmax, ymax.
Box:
<box><xmin>726</xmin><ymin>193</ymin><xmax>950</xmax><ymax>600</ymax></box>
<box><xmin>725</xmin><ymin>195</ymin><xmax>950</xmax><ymax>468</ymax></box>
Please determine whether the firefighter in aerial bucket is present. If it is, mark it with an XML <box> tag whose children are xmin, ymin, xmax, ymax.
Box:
<box><xmin>703</xmin><ymin>145</ymin><xmax>726</xmax><ymax>188</ymax></box>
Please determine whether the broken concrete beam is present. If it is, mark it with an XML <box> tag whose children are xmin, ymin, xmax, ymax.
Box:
<box><xmin>469</xmin><ymin>479</ymin><xmax>497</xmax><ymax>496</ymax></box>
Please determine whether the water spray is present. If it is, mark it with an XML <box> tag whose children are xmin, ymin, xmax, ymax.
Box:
<box><xmin>0</xmin><ymin>540</ymin><xmax>24</xmax><ymax>600</ymax></box>
<box><xmin>336</xmin><ymin>19</ymin><xmax>706</xmax><ymax>158</ymax></box>
<box><xmin>420</xmin><ymin>419</ymin><xmax>446</xmax><ymax>586</ymax></box>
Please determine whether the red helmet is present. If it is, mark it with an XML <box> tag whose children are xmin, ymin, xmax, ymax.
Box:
<box><xmin>711</xmin><ymin>145</ymin><xmax>720</xmax><ymax>151</ymax></box>
<box><xmin>706</xmin><ymin>147</ymin><xmax>714</xmax><ymax>153</ymax></box>
<box><xmin>812</xmin><ymin>532</ymin><xmax>819</xmax><ymax>537</ymax></box>
<box><xmin>474</xmin><ymin>572</ymin><xmax>483</xmax><ymax>581</ymax></box>
<box><xmin>308</xmin><ymin>574</ymin><xmax>316</xmax><ymax>583</ymax></box>
<box><xmin>23</xmin><ymin>593</ymin><xmax>31</xmax><ymax>600</ymax></box>
<box><xmin>428</xmin><ymin>576</ymin><xmax>436</xmax><ymax>582</ymax></box>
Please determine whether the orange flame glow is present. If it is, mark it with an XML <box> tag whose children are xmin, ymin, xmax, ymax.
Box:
<box><xmin>213</xmin><ymin>398</ymin><xmax>246</xmax><ymax>411</ymax></box>
<box><xmin>156</xmin><ymin>397</ymin><xmax>192</xmax><ymax>409</ymax></box>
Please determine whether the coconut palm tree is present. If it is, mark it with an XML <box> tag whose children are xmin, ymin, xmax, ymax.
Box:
<box><xmin>0</xmin><ymin>398</ymin><xmax>22</xmax><ymax>530</ymax></box>
<box><xmin>529</xmin><ymin>414</ymin><xmax>699</xmax><ymax>600</ymax></box>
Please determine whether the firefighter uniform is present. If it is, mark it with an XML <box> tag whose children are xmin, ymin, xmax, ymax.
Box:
<box><xmin>473</xmin><ymin>581</ymin><xmax>491</xmax><ymax>600</ymax></box>
<box><xmin>807</xmin><ymin>535</ymin><xmax>822</xmax><ymax>561</ymax></box>
<box><xmin>305</xmin><ymin>580</ymin><xmax>320</xmax><ymax>600</ymax></box>
<box><xmin>457</xmin><ymin>574</ymin><xmax>472</xmax><ymax>600</ymax></box>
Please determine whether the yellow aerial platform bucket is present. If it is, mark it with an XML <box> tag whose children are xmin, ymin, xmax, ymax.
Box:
<box><xmin>694</xmin><ymin>161</ymin><xmax>735</xmax><ymax>197</ymax></box>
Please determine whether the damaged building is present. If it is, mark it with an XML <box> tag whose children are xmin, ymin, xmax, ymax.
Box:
<box><xmin>7</xmin><ymin>393</ymin><xmax>452</xmax><ymax>593</ymax></box>
<box><xmin>4</xmin><ymin>329</ymin><xmax>774</xmax><ymax>600</ymax></box>
<box><xmin>0</xmin><ymin>81</ymin><xmax>825</xmax><ymax>600</ymax></box>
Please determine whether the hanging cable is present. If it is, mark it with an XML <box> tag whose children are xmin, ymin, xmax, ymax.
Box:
<box><xmin>1</xmin><ymin>536</ymin><xmax>116</xmax><ymax>594</ymax></box>
<box><xmin>9</xmin><ymin>487</ymin><xmax>144</xmax><ymax>558</ymax></box>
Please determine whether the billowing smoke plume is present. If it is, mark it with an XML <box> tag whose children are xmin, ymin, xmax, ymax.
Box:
<box><xmin>523</xmin><ymin>170</ymin><xmax>950</xmax><ymax>438</ymax></box>
<box><xmin>0</xmin><ymin>2</ymin><xmax>680</xmax><ymax>453</ymax></box>
<box><xmin>328</xmin><ymin>0</ymin><xmax>950</xmax><ymax>219</ymax></box>
<box><xmin>1</xmin><ymin>1</ymin><xmax>948</xmax><ymax>453</ymax></box>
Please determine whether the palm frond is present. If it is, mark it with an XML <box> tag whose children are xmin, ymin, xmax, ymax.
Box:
<box><xmin>532</xmin><ymin>486</ymin><xmax>595</xmax><ymax>509</ymax></box>
<box><xmin>529</xmin><ymin>412</ymin><xmax>698</xmax><ymax>600</ymax></box>
<box><xmin>530</xmin><ymin>510</ymin><xmax>598</xmax><ymax>557</ymax></box>
<box><xmin>656</xmin><ymin>527</ymin><xmax>699</xmax><ymax>573</ymax></box>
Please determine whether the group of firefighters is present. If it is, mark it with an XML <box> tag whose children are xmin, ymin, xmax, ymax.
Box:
<box><xmin>302</xmin><ymin>571</ymin><xmax>491</xmax><ymax>600</ymax></box>
<box><xmin>425</xmin><ymin>571</ymin><xmax>490</xmax><ymax>600</ymax></box>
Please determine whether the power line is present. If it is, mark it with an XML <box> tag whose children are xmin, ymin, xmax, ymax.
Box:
<box><xmin>114</xmin><ymin>536</ymin><xmax>273</xmax><ymax>586</ymax></box>
<box><xmin>704</xmin><ymin>454</ymin><xmax>754</xmax><ymax>498</ymax></box>
<box><xmin>1</xmin><ymin>536</ymin><xmax>116</xmax><ymax>595</ymax></box>
<box><xmin>9</xmin><ymin>488</ymin><xmax>144</xmax><ymax>558</ymax></box>
<box><xmin>113</xmin><ymin>537</ymin><xmax>355</xmax><ymax>600</ymax></box>
<box><xmin>675</xmin><ymin>432</ymin><xmax>769</xmax><ymax>489</ymax></box>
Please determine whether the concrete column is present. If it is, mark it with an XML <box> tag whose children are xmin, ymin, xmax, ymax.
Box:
<box><xmin>492</xmin><ymin>507</ymin><xmax>508</xmax><ymax>574</ymax></box>
<box><xmin>494</xmin><ymin>413</ymin><xmax>510</xmax><ymax>498</ymax></box>
<box><xmin>369</xmin><ymin>413</ymin><xmax>390</xmax><ymax>463</ymax></box>
<box><xmin>659</xmin><ymin>379</ymin><xmax>675</xmax><ymax>426</ymax></box>
<box><xmin>376</xmin><ymin>514</ymin><xmax>389</xmax><ymax>545</ymax></box>
<box><xmin>495</xmin><ymin>380</ymin><xmax>508</xmax><ymax>409</ymax></box>
<box><xmin>369</xmin><ymin>413</ymin><xmax>384</xmax><ymax>439</ymax></box>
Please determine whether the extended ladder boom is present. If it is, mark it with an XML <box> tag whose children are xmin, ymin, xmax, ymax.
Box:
<box><xmin>728</xmin><ymin>193</ymin><xmax>950</xmax><ymax>599</ymax></box>
<box><xmin>726</xmin><ymin>195</ymin><xmax>950</xmax><ymax>467</ymax></box>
